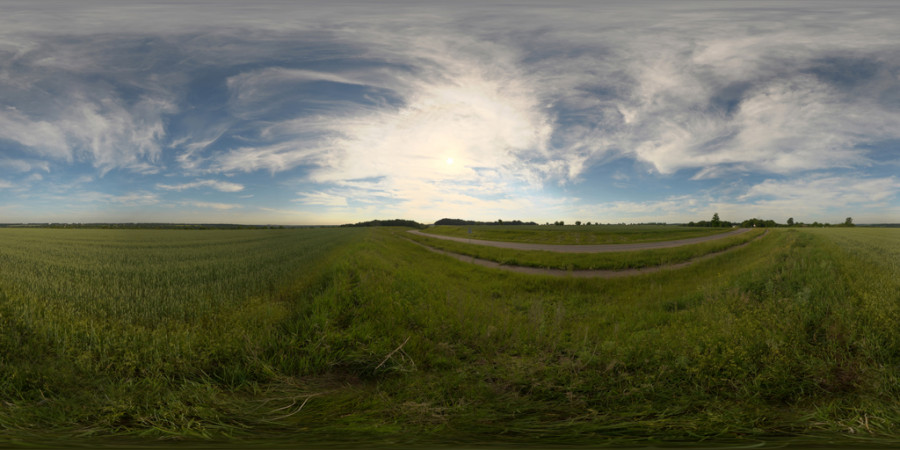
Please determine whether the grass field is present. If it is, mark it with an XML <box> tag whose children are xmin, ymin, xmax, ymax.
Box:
<box><xmin>406</xmin><ymin>228</ymin><xmax>765</xmax><ymax>270</ymax></box>
<box><xmin>1</xmin><ymin>227</ymin><xmax>899</xmax><ymax>447</ymax></box>
<box><xmin>421</xmin><ymin>224</ymin><xmax>732</xmax><ymax>244</ymax></box>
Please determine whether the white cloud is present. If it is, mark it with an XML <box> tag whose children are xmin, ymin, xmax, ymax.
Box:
<box><xmin>180</xmin><ymin>201</ymin><xmax>241</xmax><ymax>210</ymax></box>
<box><xmin>210</xmin><ymin>141</ymin><xmax>326</xmax><ymax>174</ymax></box>
<box><xmin>211</xmin><ymin>31</ymin><xmax>560</xmax><ymax>218</ymax></box>
<box><xmin>157</xmin><ymin>179</ymin><xmax>244</xmax><ymax>192</ymax></box>
<box><xmin>227</xmin><ymin>68</ymin><xmax>373</xmax><ymax>112</ymax></box>
<box><xmin>570</xmin><ymin>174</ymin><xmax>900</xmax><ymax>224</ymax></box>
<box><xmin>55</xmin><ymin>190</ymin><xmax>160</xmax><ymax>207</ymax></box>
<box><xmin>64</xmin><ymin>96</ymin><xmax>176</xmax><ymax>175</ymax></box>
<box><xmin>189</xmin><ymin>4</ymin><xmax>900</xmax><ymax>222</ymax></box>
<box><xmin>572</xmin><ymin>195</ymin><xmax>708</xmax><ymax>224</ymax></box>
<box><xmin>0</xmin><ymin>179</ymin><xmax>13</xmax><ymax>189</ymax></box>
<box><xmin>0</xmin><ymin>96</ymin><xmax>175</xmax><ymax>175</ymax></box>
<box><xmin>108</xmin><ymin>191</ymin><xmax>161</xmax><ymax>206</ymax></box>
<box><xmin>609</xmin><ymin>43</ymin><xmax>900</xmax><ymax>178</ymax></box>
<box><xmin>740</xmin><ymin>175</ymin><xmax>900</xmax><ymax>206</ymax></box>
<box><xmin>173</xmin><ymin>132</ymin><xmax>227</xmax><ymax>171</ymax></box>
<box><xmin>0</xmin><ymin>108</ymin><xmax>70</xmax><ymax>159</ymax></box>
<box><xmin>0</xmin><ymin>158</ymin><xmax>50</xmax><ymax>173</ymax></box>
<box><xmin>295</xmin><ymin>191</ymin><xmax>348</xmax><ymax>207</ymax></box>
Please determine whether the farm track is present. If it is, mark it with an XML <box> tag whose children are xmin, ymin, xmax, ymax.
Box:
<box><xmin>405</xmin><ymin>230</ymin><xmax>768</xmax><ymax>278</ymax></box>
<box><xmin>408</xmin><ymin>227</ymin><xmax>751</xmax><ymax>252</ymax></box>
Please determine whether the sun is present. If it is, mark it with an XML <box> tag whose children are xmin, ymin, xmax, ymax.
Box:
<box><xmin>446</xmin><ymin>157</ymin><xmax>454</xmax><ymax>165</ymax></box>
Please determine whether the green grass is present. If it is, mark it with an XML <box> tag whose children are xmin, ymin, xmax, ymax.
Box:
<box><xmin>421</xmin><ymin>224</ymin><xmax>732</xmax><ymax>244</ymax></box>
<box><xmin>406</xmin><ymin>227</ymin><xmax>765</xmax><ymax>270</ymax></box>
<box><xmin>1</xmin><ymin>227</ymin><xmax>899</xmax><ymax>446</ymax></box>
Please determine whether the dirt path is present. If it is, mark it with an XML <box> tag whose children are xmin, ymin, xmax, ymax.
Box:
<box><xmin>407</xmin><ymin>227</ymin><xmax>752</xmax><ymax>253</ymax></box>
<box><xmin>405</xmin><ymin>230</ymin><xmax>768</xmax><ymax>278</ymax></box>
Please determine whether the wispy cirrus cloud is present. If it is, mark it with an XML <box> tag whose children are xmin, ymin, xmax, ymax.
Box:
<box><xmin>179</xmin><ymin>200</ymin><xmax>242</xmax><ymax>210</ymax></box>
<box><xmin>0</xmin><ymin>157</ymin><xmax>50</xmax><ymax>173</ymax></box>
<box><xmin>201</xmin><ymin>3</ymin><xmax>900</xmax><ymax>192</ymax></box>
<box><xmin>157</xmin><ymin>179</ymin><xmax>244</xmax><ymax>192</ymax></box>
<box><xmin>740</xmin><ymin>175</ymin><xmax>900</xmax><ymax>206</ymax></box>
<box><xmin>294</xmin><ymin>191</ymin><xmax>348</xmax><ymax>207</ymax></box>
<box><xmin>0</xmin><ymin>90</ymin><xmax>176</xmax><ymax>175</ymax></box>
<box><xmin>49</xmin><ymin>190</ymin><xmax>161</xmax><ymax>207</ymax></box>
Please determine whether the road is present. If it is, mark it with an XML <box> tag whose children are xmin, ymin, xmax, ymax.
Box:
<box><xmin>407</xmin><ymin>227</ymin><xmax>752</xmax><ymax>253</ymax></box>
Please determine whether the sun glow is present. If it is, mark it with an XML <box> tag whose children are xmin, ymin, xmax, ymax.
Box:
<box><xmin>446</xmin><ymin>157</ymin><xmax>454</xmax><ymax>165</ymax></box>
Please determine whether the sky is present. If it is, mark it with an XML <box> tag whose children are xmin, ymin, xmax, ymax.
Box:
<box><xmin>1</xmin><ymin>0</ymin><xmax>899</xmax><ymax>225</ymax></box>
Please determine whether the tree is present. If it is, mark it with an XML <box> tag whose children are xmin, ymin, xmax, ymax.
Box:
<box><xmin>787</xmin><ymin>217</ymin><xmax>794</xmax><ymax>226</ymax></box>
<box><xmin>844</xmin><ymin>217</ymin><xmax>854</xmax><ymax>227</ymax></box>
<box><xmin>575</xmin><ymin>220</ymin><xmax>582</xmax><ymax>226</ymax></box>
<box><xmin>711</xmin><ymin>213</ymin><xmax>721</xmax><ymax>227</ymax></box>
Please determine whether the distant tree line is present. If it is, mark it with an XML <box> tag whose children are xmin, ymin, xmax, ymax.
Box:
<box><xmin>340</xmin><ymin>219</ymin><xmax>425</xmax><ymax>228</ymax></box>
<box><xmin>0</xmin><ymin>223</ymin><xmax>297</xmax><ymax>230</ymax></box>
<box><xmin>686</xmin><ymin>213</ymin><xmax>857</xmax><ymax>228</ymax></box>
<box><xmin>434</xmin><ymin>218</ymin><xmax>538</xmax><ymax>226</ymax></box>
<box><xmin>687</xmin><ymin>213</ymin><xmax>736</xmax><ymax>227</ymax></box>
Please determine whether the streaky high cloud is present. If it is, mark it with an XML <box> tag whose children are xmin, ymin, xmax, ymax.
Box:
<box><xmin>179</xmin><ymin>201</ymin><xmax>242</xmax><ymax>211</ymax></box>
<box><xmin>740</xmin><ymin>175</ymin><xmax>900</xmax><ymax>206</ymax></box>
<box><xmin>157</xmin><ymin>179</ymin><xmax>245</xmax><ymax>193</ymax></box>
<box><xmin>0</xmin><ymin>158</ymin><xmax>49</xmax><ymax>173</ymax></box>
<box><xmin>295</xmin><ymin>191</ymin><xmax>349</xmax><ymax>207</ymax></box>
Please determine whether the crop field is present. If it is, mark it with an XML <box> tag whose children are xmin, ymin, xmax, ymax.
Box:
<box><xmin>421</xmin><ymin>224</ymin><xmax>732</xmax><ymax>244</ymax></box>
<box><xmin>1</xmin><ymin>227</ymin><xmax>899</xmax><ymax>447</ymax></box>
<box><xmin>406</xmin><ymin>228</ymin><xmax>765</xmax><ymax>270</ymax></box>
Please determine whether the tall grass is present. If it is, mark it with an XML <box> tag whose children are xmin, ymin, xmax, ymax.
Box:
<box><xmin>0</xmin><ymin>227</ymin><xmax>898</xmax><ymax>446</ymax></box>
<box><xmin>0</xmin><ymin>228</ymin><xmax>360</xmax><ymax>436</ymax></box>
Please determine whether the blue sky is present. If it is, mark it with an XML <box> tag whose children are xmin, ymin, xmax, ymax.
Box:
<box><xmin>1</xmin><ymin>1</ymin><xmax>899</xmax><ymax>225</ymax></box>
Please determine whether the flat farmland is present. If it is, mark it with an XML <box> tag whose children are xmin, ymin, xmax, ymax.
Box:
<box><xmin>407</xmin><ymin>228</ymin><xmax>765</xmax><ymax>270</ymax></box>
<box><xmin>421</xmin><ymin>224</ymin><xmax>732</xmax><ymax>244</ymax></box>
<box><xmin>1</xmin><ymin>227</ymin><xmax>899</xmax><ymax>447</ymax></box>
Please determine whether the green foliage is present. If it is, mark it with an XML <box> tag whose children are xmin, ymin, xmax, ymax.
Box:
<box><xmin>434</xmin><ymin>218</ymin><xmax>537</xmax><ymax>226</ymax></box>
<box><xmin>0</xmin><ymin>227</ymin><xmax>899</xmax><ymax>445</ymax></box>
<box><xmin>340</xmin><ymin>219</ymin><xmax>424</xmax><ymax>228</ymax></box>
<box><xmin>742</xmin><ymin>217</ymin><xmax>780</xmax><ymax>228</ymax></box>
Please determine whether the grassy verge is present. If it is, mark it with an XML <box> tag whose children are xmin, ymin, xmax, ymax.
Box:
<box><xmin>421</xmin><ymin>224</ymin><xmax>733</xmax><ymax>245</ymax></box>
<box><xmin>405</xmin><ymin>227</ymin><xmax>765</xmax><ymax>270</ymax></box>
<box><xmin>1</xmin><ymin>227</ymin><xmax>899</xmax><ymax>446</ymax></box>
